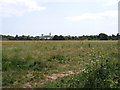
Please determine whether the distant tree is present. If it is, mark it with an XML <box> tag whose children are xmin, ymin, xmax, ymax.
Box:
<box><xmin>21</xmin><ymin>35</ymin><xmax>27</xmax><ymax>40</ymax></box>
<box><xmin>80</xmin><ymin>35</ymin><xmax>88</xmax><ymax>40</ymax></box>
<box><xmin>15</xmin><ymin>35</ymin><xmax>19</xmax><ymax>40</ymax></box>
<box><xmin>53</xmin><ymin>35</ymin><xmax>65</xmax><ymax>40</ymax></box>
<box><xmin>30</xmin><ymin>36</ymin><xmax>34</xmax><ymax>40</ymax></box>
<box><xmin>78</xmin><ymin>36</ymin><xmax>82</xmax><ymax>40</ymax></box>
<box><xmin>53</xmin><ymin>35</ymin><xmax>59</xmax><ymax>40</ymax></box>
<box><xmin>34</xmin><ymin>36</ymin><xmax>40</xmax><ymax>40</ymax></box>
<box><xmin>27</xmin><ymin>35</ymin><xmax>32</xmax><ymax>40</ymax></box>
<box><xmin>7</xmin><ymin>35</ymin><xmax>14</xmax><ymax>40</ymax></box>
<box><xmin>1</xmin><ymin>33</ymin><xmax>119</xmax><ymax>41</ymax></box>
<box><xmin>74</xmin><ymin>36</ymin><xmax>79</xmax><ymax>40</ymax></box>
<box><xmin>111</xmin><ymin>34</ymin><xmax>116</xmax><ymax>40</ymax></box>
<box><xmin>59</xmin><ymin>35</ymin><xmax>65</xmax><ymax>40</ymax></box>
<box><xmin>68</xmin><ymin>35</ymin><xmax>72</xmax><ymax>40</ymax></box>
<box><xmin>117</xmin><ymin>33</ymin><xmax>120</xmax><ymax>40</ymax></box>
<box><xmin>98</xmin><ymin>33</ymin><xmax>108</xmax><ymax>40</ymax></box>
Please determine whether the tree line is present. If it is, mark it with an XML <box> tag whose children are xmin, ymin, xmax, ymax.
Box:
<box><xmin>1</xmin><ymin>33</ymin><xmax>120</xmax><ymax>40</ymax></box>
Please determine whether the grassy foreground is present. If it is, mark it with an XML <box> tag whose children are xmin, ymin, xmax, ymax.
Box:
<box><xmin>2</xmin><ymin>40</ymin><xmax>119</xmax><ymax>88</ymax></box>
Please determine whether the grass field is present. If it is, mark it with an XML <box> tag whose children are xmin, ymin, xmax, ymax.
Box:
<box><xmin>2</xmin><ymin>40</ymin><xmax>119</xmax><ymax>88</ymax></box>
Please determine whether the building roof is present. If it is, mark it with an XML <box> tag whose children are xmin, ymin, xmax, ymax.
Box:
<box><xmin>43</xmin><ymin>35</ymin><xmax>51</xmax><ymax>37</ymax></box>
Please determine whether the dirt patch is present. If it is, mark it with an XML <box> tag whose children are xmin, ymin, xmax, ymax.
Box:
<box><xmin>22</xmin><ymin>70</ymin><xmax>81</xmax><ymax>88</ymax></box>
<box><xmin>46</xmin><ymin>71</ymin><xmax>79</xmax><ymax>81</ymax></box>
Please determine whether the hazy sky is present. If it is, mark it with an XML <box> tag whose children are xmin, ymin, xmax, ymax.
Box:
<box><xmin>0</xmin><ymin>0</ymin><xmax>118</xmax><ymax>36</ymax></box>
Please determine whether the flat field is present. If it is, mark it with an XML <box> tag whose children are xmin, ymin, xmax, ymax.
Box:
<box><xmin>2</xmin><ymin>40</ymin><xmax>119</xmax><ymax>88</ymax></box>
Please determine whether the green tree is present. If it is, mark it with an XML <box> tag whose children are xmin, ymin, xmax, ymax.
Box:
<box><xmin>15</xmin><ymin>35</ymin><xmax>19</xmax><ymax>40</ymax></box>
<box><xmin>59</xmin><ymin>35</ymin><xmax>65</xmax><ymax>40</ymax></box>
<box><xmin>111</xmin><ymin>34</ymin><xmax>117</xmax><ymax>40</ymax></box>
<box><xmin>117</xmin><ymin>33</ymin><xmax>120</xmax><ymax>40</ymax></box>
<box><xmin>53</xmin><ymin>35</ymin><xmax>59</xmax><ymax>40</ymax></box>
<box><xmin>98</xmin><ymin>33</ymin><xmax>108</xmax><ymax>40</ymax></box>
<box><xmin>53</xmin><ymin>35</ymin><xmax>65</xmax><ymax>40</ymax></box>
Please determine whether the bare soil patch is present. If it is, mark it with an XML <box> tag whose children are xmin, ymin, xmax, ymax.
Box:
<box><xmin>23</xmin><ymin>70</ymin><xmax>81</xmax><ymax>88</ymax></box>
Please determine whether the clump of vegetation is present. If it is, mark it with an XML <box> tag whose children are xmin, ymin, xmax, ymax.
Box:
<box><xmin>48</xmin><ymin>55</ymin><xmax>66</xmax><ymax>64</ymax></box>
<box><xmin>40</xmin><ymin>56</ymin><xmax>119</xmax><ymax>88</ymax></box>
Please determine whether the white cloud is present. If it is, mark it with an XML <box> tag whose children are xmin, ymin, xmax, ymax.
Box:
<box><xmin>38</xmin><ymin>0</ymin><xmax>119</xmax><ymax>4</ymax></box>
<box><xmin>38</xmin><ymin>0</ymin><xmax>119</xmax><ymax>7</ymax></box>
<box><xmin>0</xmin><ymin>0</ymin><xmax>46</xmax><ymax>17</ymax></box>
<box><xmin>0</xmin><ymin>0</ymin><xmax>118</xmax><ymax>17</ymax></box>
<box><xmin>104</xmin><ymin>0</ymin><xmax>119</xmax><ymax>6</ymax></box>
<box><xmin>38</xmin><ymin>0</ymin><xmax>104</xmax><ymax>3</ymax></box>
<box><xmin>66</xmin><ymin>10</ymin><xmax>118</xmax><ymax>21</ymax></box>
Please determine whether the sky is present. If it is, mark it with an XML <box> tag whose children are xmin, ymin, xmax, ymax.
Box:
<box><xmin>0</xmin><ymin>0</ymin><xmax>119</xmax><ymax>36</ymax></box>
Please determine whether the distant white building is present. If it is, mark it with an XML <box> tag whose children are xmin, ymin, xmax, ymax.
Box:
<box><xmin>40</xmin><ymin>33</ymin><xmax>53</xmax><ymax>39</ymax></box>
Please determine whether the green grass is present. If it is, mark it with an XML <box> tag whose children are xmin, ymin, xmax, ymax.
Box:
<box><xmin>2</xmin><ymin>41</ymin><xmax>119</xmax><ymax>88</ymax></box>
<box><xmin>40</xmin><ymin>53</ymin><xmax>119</xmax><ymax>88</ymax></box>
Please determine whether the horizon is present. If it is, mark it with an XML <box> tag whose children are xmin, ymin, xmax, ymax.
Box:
<box><xmin>0</xmin><ymin>0</ymin><xmax>118</xmax><ymax>36</ymax></box>
<box><xmin>1</xmin><ymin>32</ymin><xmax>119</xmax><ymax>37</ymax></box>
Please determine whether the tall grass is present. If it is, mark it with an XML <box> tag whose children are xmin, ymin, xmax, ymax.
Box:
<box><xmin>40</xmin><ymin>52</ymin><xmax>119</xmax><ymax>88</ymax></box>
<box><xmin>2</xmin><ymin>41</ymin><xmax>119</xmax><ymax>88</ymax></box>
